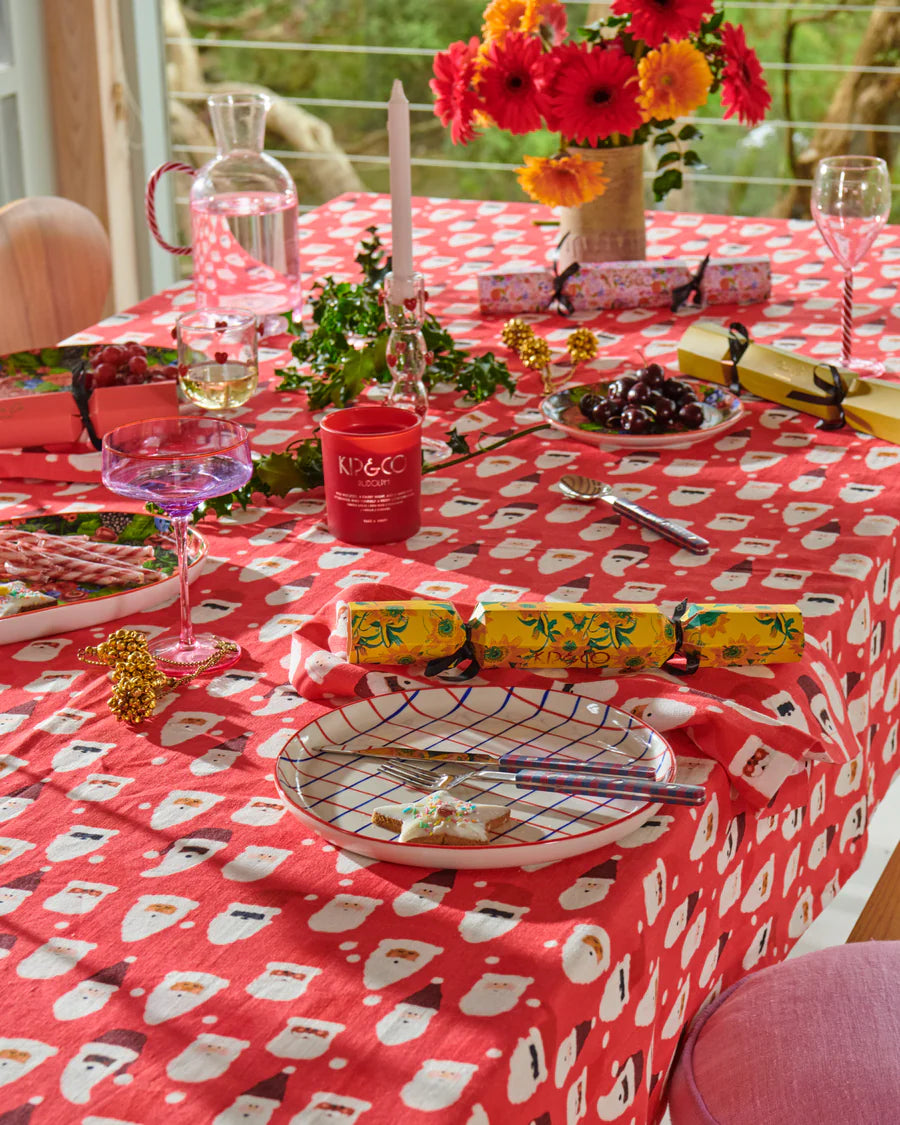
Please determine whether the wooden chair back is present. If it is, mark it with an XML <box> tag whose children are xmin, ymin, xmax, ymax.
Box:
<box><xmin>0</xmin><ymin>196</ymin><xmax>112</xmax><ymax>354</ymax></box>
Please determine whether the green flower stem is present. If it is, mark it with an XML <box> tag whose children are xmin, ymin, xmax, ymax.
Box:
<box><xmin>422</xmin><ymin>422</ymin><xmax>550</xmax><ymax>475</ymax></box>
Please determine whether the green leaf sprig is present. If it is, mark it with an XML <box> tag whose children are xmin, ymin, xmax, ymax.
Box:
<box><xmin>274</xmin><ymin>227</ymin><xmax>516</xmax><ymax>407</ymax></box>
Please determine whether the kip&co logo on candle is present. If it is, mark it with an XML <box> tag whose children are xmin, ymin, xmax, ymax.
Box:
<box><xmin>338</xmin><ymin>453</ymin><xmax>408</xmax><ymax>478</ymax></box>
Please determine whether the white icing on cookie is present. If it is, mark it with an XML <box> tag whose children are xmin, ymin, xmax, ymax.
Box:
<box><xmin>374</xmin><ymin>790</ymin><xmax>508</xmax><ymax>844</ymax></box>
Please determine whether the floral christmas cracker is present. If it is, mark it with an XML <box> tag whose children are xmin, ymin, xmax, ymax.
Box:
<box><xmin>677</xmin><ymin>321</ymin><xmax>900</xmax><ymax>441</ymax></box>
<box><xmin>700</xmin><ymin>257</ymin><xmax>771</xmax><ymax>306</ymax></box>
<box><xmin>349</xmin><ymin>601</ymin><xmax>465</xmax><ymax>666</ymax></box>
<box><xmin>347</xmin><ymin>599</ymin><xmax>804</xmax><ymax>674</ymax></box>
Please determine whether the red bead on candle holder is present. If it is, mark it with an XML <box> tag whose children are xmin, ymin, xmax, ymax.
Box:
<box><xmin>320</xmin><ymin>405</ymin><xmax>422</xmax><ymax>545</ymax></box>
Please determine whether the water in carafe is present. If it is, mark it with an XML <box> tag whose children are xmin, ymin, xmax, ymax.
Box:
<box><xmin>191</xmin><ymin>93</ymin><xmax>301</xmax><ymax>328</ymax></box>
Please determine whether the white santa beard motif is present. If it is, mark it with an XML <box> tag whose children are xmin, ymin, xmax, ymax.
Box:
<box><xmin>0</xmin><ymin>1039</ymin><xmax>58</xmax><ymax>1086</ymax></box>
<box><xmin>266</xmin><ymin>1018</ymin><xmax>344</xmax><ymax>1059</ymax></box>
<box><xmin>43</xmin><ymin>883</ymin><xmax>116</xmax><ymax>915</ymax></box>
<box><xmin>207</xmin><ymin>905</ymin><xmax>280</xmax><ymax>944</ymax></box>
<box><xmin>596</xmin><ymin>1058</ymin><xmax>640</xmax><ymax>1121</ymax></box>
<box><xmin>507</xmin><ymin>1028</ymin><xmax>548</xmax><ymax>1104</ymax></box>
<box><xmin>307</xmin><ymin>896</ymin><xmax>382</xmax><ymax>933</ymax></box>
<box><xmin>246</xmin><ymin>964</ymin><xmax>321</xmax><ymax>1001</ymax></box>
<box><xmin>213</xmin><ymin>1096</ymin><xmax>280</xmax><ymax>1125</ymax></box>
<box><xmin>459</xmin><ymin>974</ymin><xmax>532</xmax><ymax>1017</ymax></box>
<box><xmin>53</xmin><ymin>744</ymin><xmax>110</xmax><ymax>772</ymax></box>
<box><xmin>16</xmin><ymin>939</ymin><xmax>96</xmax><ymax>979</ymax></box>
<box><xmin>561</xmin><ymin>926</ymin><xmax>609</xmax><ymax>984</ymax></box>
<box><xmin>362</xmin><ymin>941</ymin><xmax>443</xmax><ymax>990</ymax></box>
<box><xmin>375</xmin><ymin>1004</ymin><xmax>436</xmax><ymax>1045</ymax></box>
<box><xmin>0</xmin><ymin>797</ymin><xmax>34</xmax><ymax>823</ymax></box>
<box><xmin>231</xmin><ymin>800</ymin><xmax>284</xmax><ymax>826</ymax></box>
<box><xmin>53</xmin><ymin>981</ymin><xmax>118</xmax><ymax>1021</ymax></box>
<box><xmin>143</xmin><ymin>973</ymin><xmax>229</xmax><ymax>1024</ymax></box>
<box><xmin>0</xmin><ymin>888</ymin><xmax>30</xmax><ymax>914</ymax></box>
<box><xmin>458</xmin><ymin>905</ymin><xmax>527</xmax><ymax>943</ymax></box>
<box><xmin>223</xmin><ymin>847</ymin><xmax>292</xmax><ymax>882</ymax></box>
<box><xmin>60</xmin><ymin>1044</ymin><xmax>139</xmax><ymax>1104</ymax></box>
<box><xmin>401</xmin><ymin>1060</ymin><xmax>479</xmax><ymax>1111</ymax></box>
<box><xmin>121</xmin><ymin>896</ymin><xmax>198</xmax><ymax>942</ymax></box>
<box><xmin>558</xmin><ymin>880</ymin><xmax>613</xmax><ymax>910</ymax></box>
<box><xmin>150</xmin><ymin>792</ymin><xmax>223</xmax><ymax>829</ymax></box>
<box><xmin>66</xmin><ymin>776</ymin><xmax>131</xmax><ymax>802</ymax></box>
<box><xmin>46</xmin><ymin>827</ymin><xmax>117</xmax><ymax>862</ymax></box>
<box><xmin>392</xmin><ymin>887</ymin><xmax>447</xmax><ymax>916</ymax></box>
<box><xmin>191</xmin><ymin>749</ymin><xmax>241</xmax><ymax>775</ymax></box>
<box><xmin>141</xmin><ymin>839</ymin><xmax>227</xmax><ymax>877</ymax></box>
<box><xmin>291</xmin><ymin>1094</ymin><xmax>372</xmax><ymax>1125</ymax></box>
<box><xmin>166</xmin><ymin>1035</ymin><xmax>249</xmax><ymax>1082</ymax></box>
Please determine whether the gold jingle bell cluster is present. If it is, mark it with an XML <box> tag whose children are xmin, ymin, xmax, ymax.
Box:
<box><xmin>79</xmin><ymin>628</ymin><xmax>235</xmax><ymax>725</ymax></box>
<box><xmin>501</xmin><ymin>320</ymin><xmax>599</xmax><ymax>392</ymax></box>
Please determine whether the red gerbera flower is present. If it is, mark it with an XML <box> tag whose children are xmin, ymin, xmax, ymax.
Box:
<box><xmin>720</xmin><ymin>22</ymin><xmax>771</xmax><ymax>127</ymax></box>
<box><xmin>431</xmin><ymin>37</ymin><xmax>483</xmax><ymax>144</ymax></box>
<box><xmin>544</xmin><ymin>42</ymin><xmax>643</xmax><ymax>144</ymax></box>
<box><xmin>611</xmin><ymin>0</ymin><xmax>714</xmax><ymax>49</ymax></box>
<box><xmin>478</xmin><ymin>31</ymin><xmax>548</xmax><ymax>135</ymax></box>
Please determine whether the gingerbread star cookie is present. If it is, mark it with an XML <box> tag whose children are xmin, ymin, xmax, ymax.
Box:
<box><xmin>372</xmin><ymin>790</ymin><xmax>513</xmax><ymax>846</ymax></box>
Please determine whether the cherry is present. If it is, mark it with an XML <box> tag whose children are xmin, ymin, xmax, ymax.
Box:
<box><xmin>579</xmin><ymin>393</ymin><xmax>602</xmax><ymax>420</ymax></box>
<box><xmin>627</xmin><ymin>381</ymin><xmax>655</xmax><ymax>405</ymax></box>
<box><xmin>642</xmin><ymin>363</ymin><xmax>666</xmax><ymax>389</ymax></box>
<box><xmin>678</xmin><ymin>402</ymin><xmax>705</xmax><ymax>429</ymax></box>
<box><xmin>620</xmin><ymin>406</ymin><xmax>651</xmax><ymax>434</ymax></box>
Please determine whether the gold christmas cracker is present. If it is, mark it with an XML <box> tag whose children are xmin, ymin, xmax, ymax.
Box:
<box><xmin>349</xmin><ymin>601</ymin><xmax>465</xmax><ymax>665</ymax></box>
<box><xmin>346</xmin><ymin>600</ymin><xmax>804</xmax><ymax>674</ymax></box>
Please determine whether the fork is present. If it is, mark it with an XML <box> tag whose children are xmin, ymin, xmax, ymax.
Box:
<box><xmin>378</xmin><ymin>759</ymin><xmax>706</xmax><ymax>807</ymax></box>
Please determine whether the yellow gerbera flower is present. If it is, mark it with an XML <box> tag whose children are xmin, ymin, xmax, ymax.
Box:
<box><xmin>515</xmin><ymin>153</ymin><xmax>610</xmax><ymax>208</ymax></box>
<box><xmin>637</xmin><ymin>40</ymin><xmax>712</xmax><ymax>121</ymax></box>
<box><xmin>482</xmin><ymin>0</ymin><xmax>528</xmax><ymax>43</ymax></box>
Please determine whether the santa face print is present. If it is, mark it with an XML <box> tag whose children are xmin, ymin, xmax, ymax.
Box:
<box><xmin>375</xmin><ymin>997</ymin><xmax>439</xmax><ymax>1046</ymax></box>
<box><xmin>596</xmin><ymin>1053</ymin><xmax>643</xmax><ymax>1122</ymax></box>
<box><xmin>193</xmin><ymin>598</ymin><xmax>240</xmax><ymax>623</ymax></box>
<box><xmin>43</xmin><ymin>881</ymin><xmax>117</xmax><ymax>915</ymax></box>
<box><xmin>690</xmin><ymin>793</ymin><xmax>719</xmax><ymax>861</ymax></box>
<box><xmin>253</xmin><ymin>684</ymin><xmax>305</xmax><ymax>716</ymax></box>
<box><xmin>406</xmin><ymin>527</ymin><xmax>454</xmax><ymax>552</ymax></box>
<box><xmin>23</xmin><ymin>669</ymin><xmax>82</xmax><ymax>693</ymax></box>
<box><xmin>317</xmin><ymin>545</ymin><xmax>369</xmax><ymax>570</ymax></box>
<box><xmin>0</xmin><ymin>754</ymin><xmax>25</xmax><ymax>781</ymax></box>
<box><xmin>52</xmin><ymin>741</ymin><xmax>113</xmax><ymax>773</ymax></box>
<box><xmin>291</xmin><ymin>1093</ymin><xmax>372</xmax><ymax>1125</ymax></box>
<box><xmin>643</xmin><ymin>860</ymin><xmax>667</xmax><ymax>925</ymax></box>
<box><xmin>0</xmin><ymin>836</ymin><xmax>36</xmax><ymax>865</ymax></box>
<box><xmin>16</xmin><ymin>937</ymin><xmax>96</xmax><ymax>979</ymax></box>
<box><xmin>159</xmin><ymin>711</ymin><xmax>220</xmax><ymax>747</ymax></box>
<box><xmin>12</xmin><ymin>637</ymin><xmax>72</xmax><ymax>662</ymax></box>
<box><xmin>65</xmin><ymin>774</ymin><xmax>133</xmax><ymax>803</ymax></box>
<box><xmin>53</xmin><ymin>974</ymin><xmax>124</xmax><ymax>1022</ymax></box>
<box><xmin>401</xmin><ymin>1059</ymin><xmax>479</xmax><ymax>1112</ymax></box>
<box><xmin>459</xmin><ymin>973</ymin><xmax>533</xmax><ymax>1017</ymax></box>
<box><xmin>150</xmin><ymin>790</ymin><xmax>224</xmax><ymax>830</ymax></box>
<box><xmin>307</xmin><ymin>894</ymin><xmax>383</xmax><ymax>933</ymax></box>
<box><xmin>143</xmin><ymin>970</ymin><xmax>229</xmax><ymax>1025</ymax></box>
<box><xmin>231</xmin><ymin>796</ymin><xmax>285</xmax><ymax>827</ymax></box>
<box><xmin>393</xmin><ymin>880</ymin><xmax>452</xmax><ymax>917</ymax></box>
<box><xmin>207</xmin><ymin>902</ymin><xmax>281</xmax><ymax>945</ymax></box>
<box><xmin>140</xmin><ymin>831</ymin><xmax>230</xmax><ymax>877</ymax></box>
<box><xmin>36</xmin><ymin>708</ymin><xmax>94</xmax><ymax>735</ymax></box>
<box><xmin>120</xmin><ymin>895</ymin><xmax>199</xmax><ymax>942</ymax></box>
<box><xmin>245</xmin><ymin>962</ymin><xmax>322</xmax><ymax>1002</ymax></box>
<box><xmin>191</xmin><ymin>743</ymin><xmax>245</xmax><ymax>776</ymax></box>
<box><xmin>207</xmin><ymin>670</ymin><xmax>265</xmax><ymax>697</ymax></box>
<box><xmin>266</xmin><ymin>1017</ymin><xmax>344</xmax><ymax>1060</ymax></box>
<box><xmin>558</xmin><ymin>865</ymin><xmax>617</xmax><ymax>911</ymax></box>
<box><xmin>223</xmin><ymin>845</ymin><xmax>292</xmax><ymax>883</ymax></box>
<box><xmin>489</xmin><ymin>536</ymin><xmax>538</xmax><ymax>560</ymax></box>
<box><xmin>507</xmin><ymin>1027</ymin><xmax>548</xmax><ymax>1105</ymax></box>
<box><xmin>561</xmin><ymin>924</ymin><xmax>609</xmax><ymax>984</ymax></box>
<box><xmin>0</xmin><ymin>1037</ymin><xmax>59</xmax><ymax>1087</ymax></box>
<box><xmin>600</xmin><ymin>545</ymin><xmax>648</xmax><ymax>577</ymax></box>
<box><xmin>599</xmin><ymin>953</ymin><xmax>632</xmax><ymax>1021</ymax></box>
<box><xmin>362</xmin><ymin>939</ymin><xmax>443</xmax><ymax>990</ymax></box>
<box><xmin>458</xmin><ymin>899</ymin><xmax>529</xmax><ymax>943</ymax></box>
<box><xmin>60</xmin><ymin>1034</ymin><xmax>146</xmax><ymax>1105</ymax></box>
<box><xmin>538</xmin><ymin>547</ymin><xmax>591</xmax><ymax>575</ymax></box>
<box><xmin>45</xmin><ymin>828</ymin><xmax>118</xmax><ymax>859</ymax></box>
<box><xmin>667</xmin><ymin>485</ymin><xmax>714</xmax><ymax>507</ymax></box>
<box><xmin>166</xmin><ymin>1033</ymin><xmax>250</xmax><ymax>1084</ymax></box>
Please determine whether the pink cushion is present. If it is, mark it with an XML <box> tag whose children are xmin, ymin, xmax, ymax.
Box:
<box><xmin>667</xmin><ymin>941</ymin><xmax>900</xmax><ymax>1124</ymax></box>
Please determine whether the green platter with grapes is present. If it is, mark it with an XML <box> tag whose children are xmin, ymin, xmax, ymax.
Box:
<box><xmin>542</xmin><ymin>373</ymin><xmax>744</xmax><ymax>451</ymax></box>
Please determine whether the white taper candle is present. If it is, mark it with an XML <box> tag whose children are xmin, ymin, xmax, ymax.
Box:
<box><xmin>388</xmin><ymin>79</ymin><xmax>414</xmax><ymax>291</ymax></box>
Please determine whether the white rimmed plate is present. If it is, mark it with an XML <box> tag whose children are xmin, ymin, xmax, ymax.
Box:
<box><xmin>542</xmin><ymin>375</ymin><xmax>744</xmax><ymax>451</ymax></box>
<box><xmin>274</xmin><ymin>685</ymin><xmax>675</xmax><ymax>869</ymax></box>
<box><xmin>0</xmin><ymin>511</ymin><xmax>206</xmax><ymax>646</ymax></box>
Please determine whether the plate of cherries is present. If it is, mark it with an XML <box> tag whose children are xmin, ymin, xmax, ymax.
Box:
<box><xmin>541</xmin><ymin>363</ymin><xmax>744</xmax><ymax>450</ymax></box>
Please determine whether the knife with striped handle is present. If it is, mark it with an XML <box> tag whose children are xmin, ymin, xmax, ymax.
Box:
<box><xmin>484</xmin><ymin>769</ymin><xmax>706</xmax><ymax>806</ymax></box>
<box><xmin>316</xmin><ymin>745</ymin><xmax>659</xmax><ymax>778</ymax></box>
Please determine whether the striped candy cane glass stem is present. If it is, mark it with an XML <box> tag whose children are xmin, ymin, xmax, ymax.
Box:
<box><xmin>841</xmin><ymin>272</ymin><xmax>854</xmax><ymax>367</ymax></box>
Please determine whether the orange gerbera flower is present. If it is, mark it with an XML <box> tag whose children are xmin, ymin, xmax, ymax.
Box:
<box><xmin>483</xmin><ymin>0</ymin><xmax>528</xmax><ymax>43</ymax></box>
<box><xmin>516</xmin><ymin>152</ymin><xmax>610</xmax><ymax>208</ymax></box>
<box><xmin>637</xmin><ymin>40</ymin><xmax>712</xmax><ymax>120</ymax></box>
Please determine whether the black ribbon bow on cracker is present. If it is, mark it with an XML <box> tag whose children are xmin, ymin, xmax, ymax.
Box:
<box><xmin>661</xmin><ymin>598</ymin><xmax>701</xmax><ymax>676</ymax></box>
<box><xmin>727</xmin><ymin>322</ymin><xmax>751</xmax><ymax>396</ymax></box>
<box><xmin>671</xmin><ymin>254</ymin><xmax>710</xmax><ymax>313</ymax></box>
<box><xmin>424</xmin><ymin>622</ymin><xmax>480</xmax><ymax>681</ymax></box>
<box><xmin>786</xmin><ymin>363</ymin><xmax>847</xmax><ymax>431</ymax></box>
<box><xmin>548</xmin><ymin>260</ymin><xmax>580</xmax><ymax>316</ymax></box>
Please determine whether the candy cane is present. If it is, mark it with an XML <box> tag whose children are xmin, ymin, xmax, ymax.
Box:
<box><xmin>841</xmin><ymin>273</ymin><xmax>854</xmax><ymax>367</ymax></box>
<box><xmin>145</xmin><ymin>161</ymin><xmax>195</xmax><ymax>255</ymax></box>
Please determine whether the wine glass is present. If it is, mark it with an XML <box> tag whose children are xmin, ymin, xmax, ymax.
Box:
<box><xmin>811</xmin><ymin>156</ymin><xmax>891</xmax><ymax>376</ymax></box>
<box><xmin>176</xmin><ymin>308</ymin><xmax>259</xmax><ymax>411</ymax></box>
<box><xmin>101</xmin><ymin>417</ymin><xmax>253</xmax><ymax>673</ymax></box>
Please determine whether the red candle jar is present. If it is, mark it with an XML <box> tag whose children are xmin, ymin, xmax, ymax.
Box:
<box><xmin>320</xmin><ymin>405</ymin><xmax>422</xmax><ymax>544</ymax></box>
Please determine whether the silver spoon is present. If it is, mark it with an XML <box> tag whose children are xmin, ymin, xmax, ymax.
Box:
<box><xmin>559</xmin><ymin>474</ymin><xmax>710</xmax><ymax>555</ymax></box>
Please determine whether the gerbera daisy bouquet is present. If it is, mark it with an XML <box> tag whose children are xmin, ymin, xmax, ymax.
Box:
<box><xmin>430</xmin><ymin>0</ymin><xmax>771</xmax><ymax>209</ymax></box>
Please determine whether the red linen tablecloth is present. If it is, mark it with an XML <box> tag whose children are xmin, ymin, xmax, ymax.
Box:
<box><xmin>0</xmin><ymin>195</ymin><xmax>898</xmax><ymax>1125</ymax></box>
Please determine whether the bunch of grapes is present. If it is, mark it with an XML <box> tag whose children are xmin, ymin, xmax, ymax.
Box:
<box><xmin>578</xmin><ymin>364</ymin><xmax>706</xmax><ymax>436</ymax></box>
<box><xmin>84</xmin><ymin>342</ymin><xmax>172</xmax><ymax>391</ymax></box>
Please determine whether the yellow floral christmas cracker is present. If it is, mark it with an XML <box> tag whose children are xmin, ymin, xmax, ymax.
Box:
<box><xmin>346</xmin><ymin>599</ymin><xmax>804</xmax><ymax>675</ymax></box>
<box><xmin>349</xmin><ymin>601</ymin><xmax>465</xmax><ymax>666</ymax></box>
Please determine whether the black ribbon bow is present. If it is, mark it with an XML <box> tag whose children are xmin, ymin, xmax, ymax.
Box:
<box><xmin>662</xmin><ymin>598</ymin><xmax>701</xmax><ymax>676</ymax></box>
<box><xmin>70</xmin><ymin>359</ymin><xmax>103</xmax><ymax>452</ymax></box>
<box><xmin>548</xmin><ymin>261</ymin><xmax>580</xmax><ymax>316</ymax></box>
<box><xmin>786</xmin><ymin>363</ymin><xmax>847</xmax><ymax>431</ymax></box>
<box><xmin>671</xmin><ymin>254</ymin><xmax>710</xmax><ymax>313</ymax></box>
<box><xmin>727</xmin><ymin>322</ymin><xmax>751</xmax><ymax>396</ymax></box>
<box><xmin>423</xmin><ymin>623</ymin><xmax>480</xmax><ymax>681</ymax></box>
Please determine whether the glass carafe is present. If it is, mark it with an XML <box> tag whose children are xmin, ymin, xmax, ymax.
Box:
<box><xmin>147</xmin><ymin>92</ymin><xmax>302</xmax><ymax>333</ymax></box>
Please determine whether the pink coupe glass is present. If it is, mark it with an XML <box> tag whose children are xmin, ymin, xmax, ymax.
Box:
<box><xmin>811</xmin><ymin>155</ymin><xmax>891</xmax><ymax>377</ymax></box>
<box><xmin>102</xmin><ymin>416</ymin><xmax>253</xmax><ymax>672</ymax></box>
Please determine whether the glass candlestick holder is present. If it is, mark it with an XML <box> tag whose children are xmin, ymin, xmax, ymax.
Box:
<box><xmin>383</xmin><ymin>272</ymin><xmax>449</xmax><ymax>461</ymax></box>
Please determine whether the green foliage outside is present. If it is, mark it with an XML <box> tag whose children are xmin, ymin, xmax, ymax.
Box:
<box><xmin>181</xmin><ymin>0</ymin><xmax>897</xmax><ymax>220</ymax></box>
